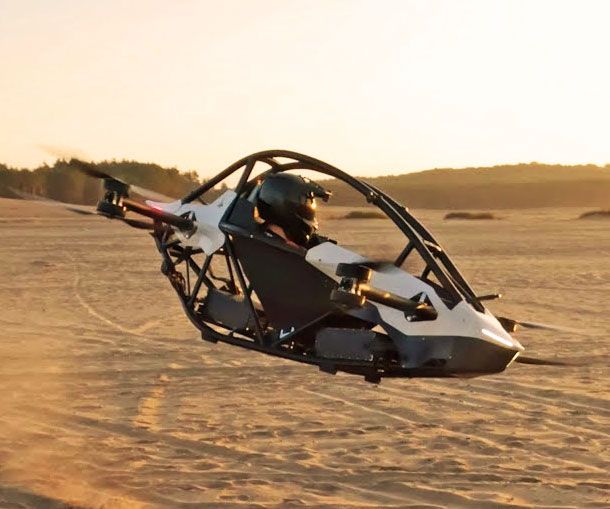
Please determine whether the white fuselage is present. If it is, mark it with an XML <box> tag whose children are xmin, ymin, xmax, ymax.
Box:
<box><xmin>149</xmin><ymin>191</ymin><xmax>523</xmax><ymax>358</ymax></box>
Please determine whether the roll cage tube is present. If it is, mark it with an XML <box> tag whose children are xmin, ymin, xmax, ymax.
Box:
<box><xmin>365</xmin><ymin>183</ymin><xmax>484</xmax><ymax>311</ymax></box>
<box><xmin>181</xmin><ymin>150</ymin><xmax>478</xmax><ymax>310</ymax></box>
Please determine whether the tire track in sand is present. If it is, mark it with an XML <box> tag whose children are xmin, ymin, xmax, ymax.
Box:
<box><xmin>377</xmin><ymin>382</ymin><xmax>609</xmax><ymax>440</ymax></box>
<box><xmin>18</xmin><ymin>404</ymin><xmax>535</xmax><ymax>509</ymax></box>
<box><xmin>300</xmin><ymin>387</ymin><xmax>607</xmax><ymax>475</ymax></box>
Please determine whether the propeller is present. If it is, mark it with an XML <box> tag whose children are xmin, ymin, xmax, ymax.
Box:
<box><xmin>9</xmin><ymin>188</ymin><xmax>97</xmax><ymax>215</ymax></box>
<box><xmin>65</xmin><ymin>207</ymin><xmax>97</xmax><ymax>216</ymax></box>
<box><xmin>69</xmin><ymin>158</ymin><xmax>176</xmax><ymax>203</ymax></box>
<box><xmin>497</xmin><ymin>315</ymin><xmax>594</xmax><ymax>367</ymax></box>
<box><xmin>67</xmin><ymin>158</ymin><xmax>194</xmax><ymax>231</ymax></box>
<box><xmin>9</xmin><ymin>188</ymin><xmax>155</xmax><ymax>230</ymax></box>
<box><xmin>514</xmin><ymin>356</ymin><xmax>582</xmax><ymax>367</ymax></box>
<box><xmin>512</xmin><ymin>320</ymin><xmax>582</xmax><ymax>333</ymax></box>
<box><xmin>497</xmin><ymin>316</ymin><xmax>582</xmax><ymax>334</ymax></box>
<box><xmin>122</xmin><ymin>217</ymin><xmax>156</xmax><ymax>230</ymax></box>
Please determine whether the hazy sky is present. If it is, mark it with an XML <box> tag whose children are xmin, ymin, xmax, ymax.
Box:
<box><xmin>1</xmin><ymin>0</ymin><xmax>609</xmax><ymax>177</ymax></box>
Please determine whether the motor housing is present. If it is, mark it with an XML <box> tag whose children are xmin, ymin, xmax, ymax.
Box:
<box><xmin>97</xmin><ymin>179</ymin><xmax>129</xmax><ymax>218</ymax></box>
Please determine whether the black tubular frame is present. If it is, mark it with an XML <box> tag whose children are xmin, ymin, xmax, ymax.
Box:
<box><xmin>182</xmin><ymin>150</ymin><xmax>480</xmax><ymax>309</ymax></box>
<box><xmin>152</xmin><ymin>150</ymin><xmax>489</xmax><ymax>380</ymax></box>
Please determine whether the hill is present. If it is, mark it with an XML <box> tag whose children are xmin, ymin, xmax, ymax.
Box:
<box><xmin>323</xmin><ymin>163</ymin><xmax>610</xmax><ymax>209</ymax></box>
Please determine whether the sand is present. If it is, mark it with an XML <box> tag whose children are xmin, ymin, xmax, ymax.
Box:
<box><xmin>0</xmin><ymin>197</ymin><xmax>608</xmax><ymax>509</ymax></box>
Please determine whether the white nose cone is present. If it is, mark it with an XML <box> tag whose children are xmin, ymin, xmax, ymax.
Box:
<box><xmin>481</xmin><ymin>326</ymin><xmax>524</xmax><ymax>352</ymax></box>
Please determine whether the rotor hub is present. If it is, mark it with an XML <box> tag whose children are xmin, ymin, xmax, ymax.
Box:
<box><xmin>96</xmin><ymin>179</ymin><xmax>129</xmax><ymax>218</ymax></box>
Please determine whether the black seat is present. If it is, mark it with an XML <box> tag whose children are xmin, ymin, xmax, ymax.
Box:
<box><xmin>224</xmin><ymin>198</ymin><xmax>338</xmax><ymax>330</ymax></box>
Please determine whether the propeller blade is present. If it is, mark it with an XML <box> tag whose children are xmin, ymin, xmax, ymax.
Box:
<box><xmin>69</xmin><ymin>158</ymin><xmax>118</xmax><ymax>181</ymax></box>
<box><xmin>121</xmin><ymin>217</ymin><xmax>155</xmax><ymax>230</ymax></box>
<box><xmin>10</xmin><ymin>187</ymin><xmax>155</xmax><ymax>230</ymax></box>
<box><xmin>515</xmin><ymin>356</ymin><xmax>581</xmax><ymax>367</ymax></box>
<box><xmin>65</xmin><ymin>207</ymin><xmax>97</xmax><ymax>216</ymax></box>
<box><xmin>130</xmin><ymin>185</ymin><xmax>176</xmax><ymax>203</ymax></box>
<box><xmin>515</xmin><ymin>320</ymin><xmax>583</xmax><ymax>333</ymax></box>
<box><xmin>359</xmin><ymin>260</ymin><xmax>398</xmax><ymax>270</ymax></box>
<box><xmin>69</xmin><ymin>159</ymin><xmax>175</xmax><ymax>203</ymax></box>
<box><xmin>497</xmin><ymin>316</ymin><xmax>582</xmax><ymax>334</ymax></box>
<box><xmin>475</xmin><ymin>293</ymin><xmax>502</xmax><ymax>302</ymax></box>
<box><xmin>9</xmin><ymin>188</ymin><xmax>97</xmax><ymax>215</ymax></box>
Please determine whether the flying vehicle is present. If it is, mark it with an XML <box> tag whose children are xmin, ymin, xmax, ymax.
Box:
<box><xmin>13</xmin><ymin>150</ymin><xmax>577</xmax><ymax>383</ymax></box>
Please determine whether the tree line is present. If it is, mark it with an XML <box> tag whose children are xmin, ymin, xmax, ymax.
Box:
<box><xmin>2</xmin><ymin>159</ymin><xmax>610</xmax><ymax>209</ymax></box>
<box><xmin>0</xmin><ymin>159</ymin><xmax>205</xmax><ymax>204</ymax></box>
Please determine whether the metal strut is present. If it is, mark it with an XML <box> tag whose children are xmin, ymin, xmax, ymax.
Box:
<box><xmin>224</xmin><ymin>238</ymin><xmax>265</xmax><ymax>344</ymax></box>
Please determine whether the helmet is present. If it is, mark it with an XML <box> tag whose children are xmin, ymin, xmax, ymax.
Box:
<box><xmin>256</xmin><ymin>173</ymin><xmax>331</xmax><ymax>246</ymax></box>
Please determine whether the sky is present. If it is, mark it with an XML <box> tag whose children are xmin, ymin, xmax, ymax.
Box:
<box><xmin>1</xmin><ymin>0</ymin><xmax>610</xmax><ymax>178</ymax></box>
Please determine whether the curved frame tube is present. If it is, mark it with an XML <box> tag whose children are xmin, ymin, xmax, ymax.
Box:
<box><xmin>181</xmin><ymin>150</ymin><xmax>484</xmax><ymax>309</ymax></box>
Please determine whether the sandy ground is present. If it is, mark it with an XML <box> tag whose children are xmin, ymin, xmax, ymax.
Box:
<box><xmin>0</xmin><ymin>197</ymin><xmax>608</xmax><ymax>509</ymax></box>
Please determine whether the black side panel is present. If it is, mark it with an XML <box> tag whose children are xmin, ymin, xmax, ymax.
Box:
<box><xmin>232</xmin><ymin>236</ymin><xmax>338</xmax><ymax>329</ymax></box>
<box><xmin>386</xmin><ymin>329</ymin><xmax>518</xmax><ymax>375</ymax></box>
<box><xmin>315</xmin><ymin>328</ymin><xmax>395</xmax><ymax>361</ymax></box>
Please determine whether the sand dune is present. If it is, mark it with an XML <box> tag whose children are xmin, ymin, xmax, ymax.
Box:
<box><xmin>0</xmin><ymin>198</ymin><xmax>608</xmax><ymax>508</ymax></box>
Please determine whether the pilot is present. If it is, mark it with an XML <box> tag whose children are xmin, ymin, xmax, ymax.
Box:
<box><xmin>255</xmin><ymin>173</ymin><xmax>331</xmax><ymax>249</ymax></box>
